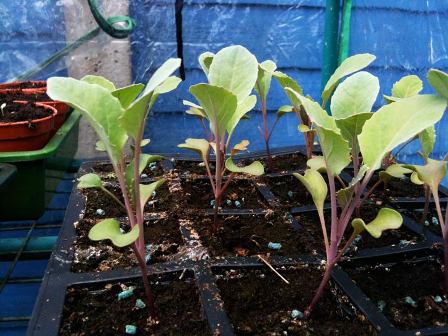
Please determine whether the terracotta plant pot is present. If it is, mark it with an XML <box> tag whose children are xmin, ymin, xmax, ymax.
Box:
<box><xmin>0</xmin><ymin>102</ymin><xmax>57</xmax><ymax>152</ymax></box>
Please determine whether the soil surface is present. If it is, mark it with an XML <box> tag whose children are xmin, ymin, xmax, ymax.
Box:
<box><xmin>245</xmin><ymin>152</ymin><xmax>308</xmax><ymax>173</ymax></box>
<box><xmin>347</xmin><ymin>256</ymin><xmax>448</xmax><ymax>330</ymax></box>
<box><xmin>216</xmin><ymin>266</ymin><xmax>376</xmax><ymax>335</ymax></box>
<box><xmin>192</xmin><ymin>212</ymin><xmax>310</xmax><ymax>257</ymax></box>
<box><xmin>2</xmin><ymin>81</ymin><xmax>46</xmax><ymax>89</ymax></box>
<box><xmin>90</xmin><ymin>162</ymin><xmax>165</xmax><ymax>179</ymax></box>
<box><xmin>72</xmin><ymin>216</ymin><xmax>183</xmax><ymax>272</ymax></box>
<box><xmin>59</xmin><ymin>276</ymin><xmax>209</xmax><ymax>336</ymax></box>
<box><xmin>0</xmin><ymin>89</ymin><xmax>50</xmax><ymax>103</ymax></box>
<box><xmin>174</xmin><ymin>160</ymin><xmax>209</xmax><ymax>176</ymax></box>
<box><xmin>368</xmin><ymin>174</ymin><xmax>425</xmax><ymax>201</ymax></box>
<box><xmin>0</xmin><ymin>101</ymin><xmax>52</xmax><ymax>123</ymax></box>
<box><xmin>182</xmin><ymin>178</ymin><xmax>267</xmax><ymax>209</ymax></box>
<box><xmin>294</xmin><ymin>206</ymin><xmax>424</xmax><ymax>255</ymax></box>
<box><xmin>404</xmin><ymin>207</ymin><xmax>443</xmax><ymax>236</ymax></box>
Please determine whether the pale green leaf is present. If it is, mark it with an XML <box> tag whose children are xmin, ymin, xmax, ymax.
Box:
<box><xmin>410</xmin><ymin>171</ymin><xmax>424</xmax><ymax>185</ymax></box>
<box><xmin>231</xmin><ymin>139</ymin><xmax>249</xmax><ymax>156</ymax></box>
<box><xmin>88</xmin><ymin>218</ymin><xmax>139</xmax><ymax>247</ymax></box>
<box><xmin>140</xmin><ymin>179</ymin><xmax>166</xmax><ymax>211</ymax></box>
<box><xmin>330</xmin><ymin>71</ymin><xmax>379</xmax><ymax>119</ymax></box>
<box><xmin>199</xmin><ymin>51</ymin><xmax>215</xmax><ymax>75</ymax></box>
<box><xmin>208</xmin><ymin>45</ymin><xmax>258</xmax><ymax>101</ymax></box>
<box><xmin>336</xmin><ymin>165</ymin><xmax>368</xmax><ymax>208</ymax></box>
<box><xmin>307</xmin><ymin>156</ymin><xmax>326</xmax><ymax>172</ymax></box>
<box><xmin>81</xmin><ymin>75</ymin><xmax>116</xmax><ymax>91</ymax></box>
<box><xmin>77</xmin><ymin>173</ymin><xmax>103</xmax><ymax>189</ymax></box>
<box><xmin>419</xmin><ymin>126</ymin><xmax>436</xmax><ymax>157</ymax></box>
<box><xmin>352</xmin><ymin>208</ymin><xmax>403</xmax><ymax>238</ymax></box>
<box><xmin>335</xmin><ymin>113</ymin><xmax>373</xmax><ymax>155</ymax></box>
<box><xmin>293</xmin><ymin>170</ymin><xmax>328</xmax><ymax>214</ymax></box>
<box><xmin>358</xmin><ymin>94</ymin><xmax>446</xmax><ymax>171</ymax></box>
<box><xmin>379</xmin><ymin>164</ymin><xmax>413</xmax><ymax>182</ymax></box>
<box><xmin>391</xmin><ymin>75</ymin><xmax>423</xmax><ymax>98</ymax></box>
<box><xmin>227</xmin><ymin>95</ymin><xmax>257</xmax><ymax>137</ymax></box>
<box><xmin>112</xmin><ymin>84</ymin><xmax>145</xmax><ymax>109</ymax></box>
<box><xmin>322</xmin><ymin>54</ymin><xmax>376</xmax><ymax>106</ymax></box>
<box><xmin>255</xmin><ymin>60</ymin><xmax>277</xmax><ymax>100</ymax></box>
<box><xmin>225</xmin><ymin>158</ymin><xmax>264</xmax><ymax>176</ymax></box>
<box><xmin>273</xmin><ymin>71</ymin><xmax>303</xmax><ymax>107</ymax></box>
<box><xmin>47</xmin><ymin>77</ymin><xmax>126</xmax><ymax>164</ymax></box>
<box><xmin>140</xmin><ymin>139</ymin><xmax>151</xmax><ymax>147</ymax></box>
<box><xmin>125</xmin><ymin>154</ymin><xmax>163</xmax><ymax>199</ymax></box>
<box><xmin>276</xmin><ymin>105</ymin><xmax>293</xmax><ymax>118</ymax></box>
<box><xmin>142</xmin><ymin>58</ymin><xmax>181</xmax><ymax>98</ymax></box>
<box><xmin>428</xmin><ymin>69</ymin><xmax>448</xmax><ymax>99</ymax></box>
<box><xmin>298</xmin><ymin>124</ymin><xmax>311</xmax><ymax>133</ymax></box>
<box><xmin>177</xmin><ymin>138</ymin><xmax>210</xmax><ymax>162</ymax></box>
<box><xmin>404</xmin><ymin>159</ymin><xmax>447</xmax><ymax>194</ymax></box>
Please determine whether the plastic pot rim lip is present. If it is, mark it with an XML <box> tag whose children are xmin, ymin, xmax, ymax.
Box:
<box><xmin>0</xmin><ymin>101</ymin><xmax>57</xmax><ymax>127</ymax></box>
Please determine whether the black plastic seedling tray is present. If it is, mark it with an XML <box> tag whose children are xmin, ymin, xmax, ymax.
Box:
<box><xmin>28</xmin><ymin>146</ymin><xmax>448</xmax><ymax>335</ymax></box>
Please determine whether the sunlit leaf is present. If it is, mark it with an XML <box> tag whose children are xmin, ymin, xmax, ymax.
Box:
<box><xmin>255</xmin><ymin>60</ymin><xmax>277</xmax><ymax>100</ymax></box>
<box><xmin>88</xmin><ymin>218</ymin><xmax>139</xmax><ymax>247</ymax></box>
<box><xmin>199</xmin><ymin>51</ymin><xmax>215</xmax><ymax>75</ymax></box>
<box><xmin>112</xmin><ymin>84</ymin><xmax>145</xmax><ymax>109</ymax></box>
<box><xmin>352</xmin><ymin>208</ymin><xmax>403</xmax><ymax>238</ymax></box>
<box><xmin>177</xmin><ymin>138</ymin><xmax>210</xmax><ymax>162</ymax></box>
<box><xmin>225</xmin><ymin>158</ymin><xmax>264</xmax><ymax>176</ymax></box>
<box><xmin>293</xmin><ymin>169</ymin><xmax>327</xmax><ymax>214</ymax></box>
<box><xmin>78</xmin><ymin>173</ymin><xmax>103</xmax><ymax>189</ymax></box>
<box><xmin>81</xmin><ymin>75</ymin><xmax>116</xmax><ymax>91</ymax></box>
<box><xmin>428</xmin><ymin>69</ymin><xmax>448</xmax><ymax>99</ymax></box>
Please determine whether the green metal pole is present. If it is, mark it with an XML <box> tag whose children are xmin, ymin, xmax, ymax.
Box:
<box><xmin>338</xmin><ymin>0</ymin><xmax>353</xmax><ymax>65</ymax></box>
<box><xmin>321</xmin><ymin>0</ymin><xmax>341</xmax><ymax>94</ymax></box>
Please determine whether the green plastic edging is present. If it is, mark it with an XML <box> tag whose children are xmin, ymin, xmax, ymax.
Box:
<box><xmin>0</xmin><ymin>110</ymin><xmax>81</xmax><ymax>163</ymax></box>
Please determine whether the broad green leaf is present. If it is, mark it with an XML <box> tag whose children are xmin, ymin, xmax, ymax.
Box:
<box><xmin>330</xmin><ymin>72</ymin><xmax>379</xmax><ymax>119</ymax></box>
<box><xmin>227</xmin><ymin>95</ymin><xmax>257</xmax><ymax>137</ymax></box>
<box><xmin>140</xmin><ymin>179</ymin><xmax>166</xmax><ymax>211</ymax></box>
<box><xmin>286</xmin><ymin>89</ymin><xmax>350</xmax><ymax>175</ymax></box>
<box><xmin>112</xmin><ymin>84</ymin><xmax>145</xmax><ymax>109</ymax></box>
<box><xmin>391</xmin><ymin>75</ymin><xmax>423</xmax><ymax>98</ymax></box>
<box><xmin>141</xmin><ymin>58</ymin><xmax>181</xmax><ymax>98</ymax></box>
<box><xmin>352</xmin><ymin>208</ymin><xmax>403</xmax><ymax>238</ymax></box>
<box><xmin>255</xmin><ymin>60</ymin><xmax>277</xmax><ymax>100</ymax></box>
<box><xmin>231</xmin><ymin>139</ymin><xmax>249</xmax><ymax>156</ymax></box>
<box><xmin>148</xmin><ymin>76</ymin><xmax>182</xmax><ymax>111</ymax></box>
<box><xmin>335</xmin><ymin>113</ymin><xmax>373</xmax><ymax>155</ymax></box>
<box><xmin>410</xmin><ymin>171</ymin><xmax>424</xmax><ymax>185</ymax></box>
<box><xmin>78</xmin><ymin>173</ymin><xmax>103</xmax><ymax>189</ymax></box>
<box><xmin>177</xmin><ymin>138</ymin><xmax>210</xmax><ymax>162</ymax></box>
<box><xmin>322</xmin><ymin>53</ymin><xmax>376</xmax><ymax>106</ymax></box>
<box><xmin>419</xmin><ymin>126</ymin><xmax>436</xmax><ymax>157</ymax></box>
<box><xmin>88</xmin><ymin>218</ymin><xmax>139</xmax><ymax>247</ymax></box>
<box><xmin>225</xmin><ymin>158</ymin><xmax>264</xmax><ymax>176</ymax></box>
<box><xmin>293</xmin><ymin>170</ymin><xmax>328</xmax><ymax>214</ymax></box>
<box><xmin>190</xmin><ymin>84</ymin><xmax>237</xmax><ymax>138</ymax></box>
<box><xmin>307</xmin><ymin>156</ymin><xmax>326</xmax><ymax>172</ymax></box>
<box><xmin>428</xmin><ymin>69</ymin><xmax>448</xmax><ymax>99</ymax></box>
<box><xmin>199</xmin><ymin>52</ymin><xmax>215</xmax><ymax>75</ymax></box>
<box><xmin>95</xmin><ymin>140</ymin><xmax>106</xmax><ymax>152</ymax></box>
<box><xmin>404</xmin><ymin>159</ymin><xmax>447</xmax><ymax>194</ymax></box>
<box><xmin>379</xmin><ymin>164</ymin><xmax>413</xmax><ymax>182</ymax></box>
<box><xmin>358</xmin><ymin>94</ymin><xmax>446</xmax><ymax>171</ymax></box>
<box><xmin>276</xmin><ymin>105</ymin><xmax>293</xmax><ymax>118</ymax></box>
<box><xmin>273</xmin><ymin>71</ymin><xmax>303</xmax><ymax>107</ymax></box>
<box><xmin>81</xmin><ymin>75</ymin><xmax>116</xmax><ymax>91</ymax></box>
<box><xmin>208</xmin><ymin>45</ymin><xmax>258</xmax><ymax>101</ymax></box>
<box><xmin>47</xmin><ymin>77</ymin><xmax>126</xmax><ymax>164</ymax></box>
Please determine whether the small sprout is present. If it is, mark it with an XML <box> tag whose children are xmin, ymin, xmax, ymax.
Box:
<box><xmin>141</xmin><ymin>173</ymin><xmax>148</xmax><ymax>179</ymax></box>
<box><xmin>432</xmin><ymin>216</ymin><xmax>439</xmax><ymax>225</ymax></box>
<box><xmin>95</xmin><ymin>208</ymin><xmax>106</xmax><ymax>216</ymax></box>
<box><xmin>404</xmin><ymin>296</ymin><xmax>417</xmax><ymax>307</ymax></box>
<box><xmin>291</xmin><ymin>309</ymin><xmax>304</xmax><ymax>319</ymax></box>
<box><xmin>235</xmin><ymin>200</ymin><xmax>241</xmax><ymax>207</ymax></box>
<box><xmin>0</xmin><ymin>103</ymin><xmax>6</xmax><ymax>116</ymax></box>
<box><xmin>135</xmin><ymin>299</ymin><xmax>146</xmax><ymax>309</ymax></box>
<box><xmin>377</xmin><ymin>300</ymin><xmax>386</xmax><ymax>312</ymax></box>
<box><xmin>433</xmin><ymin>295</ymin><xmax>443</xmax><ymax>303</ymax></box>
<box><xmin>118</xmin><ymin>287</ymin><xmax>135</xmax><ymax>300</ymax></box>
<box><xmin>287</xmin><ymin>191</ymin><xmax>294</xmax><ymax>198</ymax></box>
<box><xmin>268</xmin><ymin>242</ymin><xmax>282</xmax><ymax>250</ymax></box>
<box><xmin>226</xmin><ymin>199</ymin><xmax>232</xmax><ymax>206</ymax></box>
<box><xmin>125</xmin><ymin>325</ymin><xmax>137</xmax><ymax>334</ymax></box>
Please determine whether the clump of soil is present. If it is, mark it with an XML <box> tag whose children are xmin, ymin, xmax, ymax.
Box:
<box><xmin>245</xmin><ymin>152</ymin><xmax>308</xmax><ymax>173</ymax></box>
<box><xmin>182</xmin><ymin>178</ymin><xmax>267</xmax><ymax>209</ymax></box>
<box><xmin>192</xmin><ymin>213</ymin><xmax>310</xmax><ymax>257</ymax></box>
<box><xmin>216</xmin><ymin>266</ymin><xmax>376</xmax><ymax>335</ymax></box>
<box><xmin>0</xmin><ymin>101</ymin><xmax>52</xmax><ymax>123</ymax></box>
<box><xmin>347</xmin><ymin>257</ymin><xmax>448</xmax><ymax>330</ymax></box>
<box><xmin>72</xmin><ymin>216</ymin><xmax>184</xmax><ymax>272</ymax></box>
<box><xmin>59</xmin><ymin>277</ymin><xmax>209</xmax><ymax>336</ymax></box>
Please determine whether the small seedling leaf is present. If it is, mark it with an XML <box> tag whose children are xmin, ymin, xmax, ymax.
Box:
<box><xmin>199</xmin><ymin>52</ymin><xmax>215</xmax><ymax>75</ymax></box>
<box><xmin>88</xmin><ymin>218</ymin><xmax>139</xmax><ymax>247</ymax></box>
<box><xmin>293</xmin><ymin>170</ymin><xmax>327</xmax><ymax>214</ymax></box>
<box><xmin>352</xmin><ymin>208</ymin><xmax>403</xmax><ymax>238</ymax></box>
<box><xmin>177</xmin><ymin>138</ymin><xmax>210</xmax><ymax>162</ymax></box>
<box><xmin>276</xmin><ymin>105</ymin><xmax>293</xmax><ymax>118</ymax></box>
<box><xmin>78</xmin><ymin>173</ymin><xmax>103</xmax><ymax>189</ymax></box>
<box><xmin>428</xmin><ymin>69</ymin><xmax>448</xmax><ymax>99</ymax></box>
<box><xmin>225</xmin><ymin>158</ymin><xmax>264</xmax><ymax>176</ymax></box>
<box><xmin>404</xmin><ymin>159</ymin><xmax>447</xmax><ymax>194</ymax></box>
<box><xmin>307</xmin><ymin>156</ymin><xmax>326</xmax><ymax>172</ymax></box>
<box><xmin>140</xmin><ymin>179</ymin><xmax>166</xmax><ymax>211</ymax></box>
<box><xmin>379</xmin><ymin>164</ymin><xmax>413</xmax><ymax>182</ymax></box>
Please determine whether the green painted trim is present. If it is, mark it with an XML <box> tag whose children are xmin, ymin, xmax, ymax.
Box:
<box><xmin>338</xmin><ymin>0</ymin><xmax>353</xmax><ymax>65</ymax></box>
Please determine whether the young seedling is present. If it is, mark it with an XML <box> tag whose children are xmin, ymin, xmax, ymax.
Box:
<box><xmin>178</xmin><ymin>45</ymin><xmax>264</xmax><ymax>231</ymax></box>
<box><xmin>47</xmin><ymin>58</ymin><xmax>182</xmax><ymax>319</ymax></box>
<box><xmin>286</xmin><ymin>54</ymin><xmax>447</xmax><ymax>317</ymax></box>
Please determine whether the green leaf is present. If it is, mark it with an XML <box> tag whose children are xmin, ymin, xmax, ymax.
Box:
<box><xmin>352</xmin><ymin>208</ymin><xmax>403</xmax><ymax>238</ymax></box>
<box><xmin>231</xmin><ymin>139</ymin><xmax>249</xmax><ymax>156</ymax></box>
<box><xmin>88</xmin><ymin>218</ymin><xmax>139</xmax><ymax>247</ymax></box>
<box><xmin>199</xmin><ymin>51</ymin><xmax>215</xmax><ymax>75</ymax></box>
<box><xmin>358</xmin><ymin>94</ymin><xmax>446</xmax><ymax>171</ymax></box>
<box><xmin>112</xmin><ymin>84</ymin><xmax>145</xmax><ymax>109</ymax></box>
<box><xmin>276</xmin><ymin>105</ymin><xmax>293</xmax><ymax>118</ymax></box>
<box><xmin>141</xmin><ymin>58</ymin><xmax>181</xmax><ymax>98</ymax></box>
<box><xmin>177</xmin><ymin>138</ymin><xmax>210</xmax><ymax>162</ymax></box>
<box><xmin>410</xmin><ymin>171</ymin><xmax>424</xmax><ymax>185</ymax></box>
<box><xmin>293</xmin><ymin>170</ymin><xmax>328</xmax><ymax>214</ymax></box>
<box><xmin>227</xmin><ymin>95</ymin><xmax>257</xmax><ymax>137</ymax></box>
<box><xmin>379</xmin><ymin>164</ymin><xmax>413</xmax><ymax>182</ymax></box>
<box><xmin>336</xmin><ymin>165</ymin><xmax>368</xmax><ymax>208</ymax></box>
<box><xmin>330</xmin><ymin>71</ymin><xmax>379</xmax><ymax>119</ymax></box>
<box><xmin>322</xmin><ymin>53</ymin><xmax>376</xmax><ymax>106</ymax></box>
<box><xmin>255</xmin><ymin>60</ymin><xmax>277</xmax><ymax>100</ymax></box>
<box><xmin>95</xmin><ymin>140</ymin><xmax>107</xmax><ymax>152</ymax></box>
<box><xmin>140</xmin><ymin>179</ymin><xmax>166</xmax><ymax>211</ymax></box>
<box><xmin>81</xmin><ymin>75</ymin><xmax>116</xmax><ymax>91</ymax></box>
<box><xmin>225</xmin><ymin>158</ymin><xmax>264</xmax><ymax>176</ymax></box>
<box><xmin>428</xmin><ymin>69</ymin><xmax>448</xmax><ymax>99</ymax></box>
<box><xmin>391</xmin><ymin>75</ymin><xmax>423</xmax><ymax>98</ymax></box>
<box><xmin>190</xmin><ymin>84</ymin><xmax>238</xmax><ymax>138</ymax></box>
<box><xmin>404</xmin><ymin>159</ymin><xmax>447</xmax><ymax>195</ymax></box>
<box><xmin>208</xmin><ymin>45</ymin><xmax>258</xmax><ymax>101</ymax></box>
<box><xmin>47</xmin><ymin>77</ymin><xmax>127</xmax><ymax>164</ymax></box>
<box><xmin>273</xmin><ymin>71</ymin><xmax>303</xmax><ymax>107</ymax></box>
<box><xmin>286</xmin><ymin>89</ymin><xmax>350</xmax><ymax>175</ymax></box>
<box><xmin>335</xmin><ymin>113</ymin><xmax>373</xmax><ymax>155</ymax></box>
<box><xmin>307</xmin><ymin>156</ymin><xmax>326</xmax><ymax>172</ymax></box>
<box><xmin>419</xmin><ymin>126</ymin><xmax>436</xmax><ymax>157</ymax></box>
<box><xmin>77</xmin><ymin>173</ymin><xmax>103</xmax><ymax>189</ymax></box>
